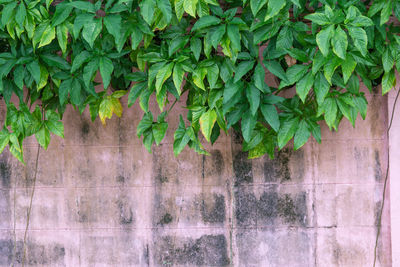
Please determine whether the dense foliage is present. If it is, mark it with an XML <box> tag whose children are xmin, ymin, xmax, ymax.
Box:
<box><xmin>0</xmin><ymin>0</ymin><xmax>397</xmax><ymax>162</ymax></box>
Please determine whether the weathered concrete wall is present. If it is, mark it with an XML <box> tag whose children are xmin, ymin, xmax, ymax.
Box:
<box><xmin>0</xmin><ymin>86</ymin><xmax>392</xmax><ymax>266</ymax></box>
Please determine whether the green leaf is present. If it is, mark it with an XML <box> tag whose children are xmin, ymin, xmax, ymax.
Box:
<box><xmin>173</xmin><ymin>63</ymin><xmax>185</xmax><ymax>94</ymax></box>
<box><xmin>99</xmin><ymin>57</ymin><xmax>114</xmax><ymax>89</ymax></box>
<box><xmin>296</xmin><ymin>72</ymin><xmax>314</xmax><ymax>103</ymax></box>
<box><xmin>103</xmin><ymin>15</ymin><xmax>122</xmax><ymax>43</ymax></box>
<box><xmin>46</xmin><ymin>119</ymin><xmax>64</xmax><ymax>138</ymax></box>
<box><xmin>322</xmin><ymin>97</ymin><xmax>337</xmax><ymax>128</ymax></box>
<box><xmin>316</xmin><ymin>24</ymin><xmax>334</xmax><ymax>56</ymax></box>
<box><xmin>1</xmin><ymin>2</ymin><xmax>17</xmax><ymax>28</ymax></box>
<box><xmin>15</xmin><ymin>2</ymin><xmax>26</xmax><ymax>28</ymax></box>
<box><xmin>82</xmin><ymin>18</ymin><xmax>102</xmax><ymax>47</ymax></box>
<box><xmin>0</xmin><ymin>130</ymin><xmax>10</xmax><ymax>154</ymax></box>
<box><xmin>56</xmin><ymin>24</ymin><xmax>69</xmax><ymax>54</ymax></box>
<box><xmin>173</xmin><ymin>116</ymin><xmax>190</xmax><ymax>155</ymax></box>
<box><xmin>381</xmin><ymin>0</ymin><xmax>393</xmax><ymax>25</ymax></box>
<box><xmin>241</xmin><ymin>110</ymin><xmax>257</xmax><ymax>142</ymax></box>
<box><xmin>71</xmin><ymin>51</ymin><xmax>91</xmax><ymax>73</ymax></box>
<box><xmin>314</xmin><ymin>72</ymin><xmax>330</xmax><ymax>105</ymax></box>
<box><xmin>58</xmin><ymin>78</ymin><xmax>72</xmax><ymax>105</ymax></box>
<box><xmin>69</xmin><ymin>1</ymin><xmax>96</xmax><ymax>12</ymax></box>
<box><xmin>347</xmin><ymin>26</ymin><xmax>368</xmax><ymax>56</ymax></box>
<box><xmin>52</xmin><ymin>3</ymin><xmax>73</xmax><ymax>26</ymax></box>
<box><xmin>210</xmin><ymin>24</ymin><xmax>226</xmax><ymax>48</ymax></box>
<box><xmin>331</xmin><ymin>26</ymin><xmax>348</xmax><ymax>60</ymax></box>
<box><xmin>341</xmin><ymin>54</ymin><xmax>357</xmax><ymax>83</ymax></box>
<box><xmin>199</xmin><ymin>109</ymin><xmax>217</xmax><ymax>142</ymax></box>
<box><xmin>304</xmin><ymin>12</ymin><xmax>331</xmax><ymax>25</ymax></box>
<box><xmin>184</xmin><ymin>0</ymin><xmax>198</xmax><ymax>17</ymax></box>
<box><xmin>323</xmin><ymin>55</ymin><xmax>342</xmax><ymax>84</ymax></box>
<box><xmin>383</xmin><ymin>48</ymin><xmax>395</xmax><ymax>73</ymax></box>
<box><xmin>250</xmin><ymin>0</ymin><xmax>267</xmax><ymax>16</ymax></box>
<box><xmin>260</xmin><ymin>104</ymin><xmax>280</xmax><ymax>132</ymax></box>
<box><xmin>206</xmin><ymin>63</ymin><xmax>219</xmax><ymax>89</ymax></box>
<box><xmin>41</xmin><ymin>54</ymin><xmax>70</xmax><ymax>70</ymax></box>
<box><xmin>155</xmin><ymin>62</ymin><xmax>174</xmax><ymax>93</ymax></box>
<box><xmin>157</xmin><ymin>0</ymin><xmax>173</xmax><ymax>24</ymax></box>
<box><xmin>294</xmin><ymin>120</ymin><xmax>310</xmax><ymax>150</ymax></box>
<box><xmin>278</xmin><ymin>117</ymin><xmax>299</xmax><ymax>149</ymax></box>
<box><xmin>175</xmin><ymin>0</ymin><xmax>185</xmax><ymax>20</ymax></box>
<box><xmin>191</xmin><ymin>15</ymin><xmax>220</xmax><ymax>31</ymax></box>
<box><xmin>39</xmin><ymin>24</ymin><xmax>56</xmax><ymax>48</ymax></box>
<box><xmin>227</xmin><ymin>24</ymin><xmax>241</xmax><ymax>52</ymax></box>
<box><xmin>382</xmin><ymin>69</ymin><xmax>396</xmax><ymax>95</ymax></box>
<box><xmin>312</xmin><ymin>51</ymin><xmax>327</xmax><ymax>74</ymax></box>
<box><xmin>223</xmin><ymin>80</ymin><xmax>241</xmax><ymax>103</ymax></box>
<box><xmin>246</xmin><ymin>84</ymin><xmax>260</xmax><ymax>115</ymax></box>
<box><xmin>264</xmin><ymin>60</ymin><xmax>288</xmax><ymax>82</ymax></box>
<box><xmin>35</xmin><ymin>125</ymin><xmax>51</xmax><ymax>150</ymax></box>
<box><xmin>276</xmin><ymin>26</ymin><xmax>293</xmax><ymax>50</ymax></box>
<box><xmin>128</xmin><ymin>82</ymin><xmax>147</xmax><ymax>107</ymax></box>
<box><xmin>234</xmin><ymin>60</ymin><xmax>255</xmax><ymax>83</ymax></box>
<box><xmin>279</xmin><ymin>64</ymin><xmax>309</xmax><ymax>88</ymax></box>
<box><xmin>190</xmin><ymin>38</ymin><xmax>202</xmax><ymax>61</ymax></box>
<box><xmin>254</xmin><ymin>63</ymin><xmax>266</xmax><ymax>91</ymax></box>
<box><xmin>153</xmin><ymin>122</ymin><xmax>168</xmax><ymax>145</ymax></box>
<box><xmin>265</xmin><ymin>0</ymin><xmax>286</xmax><ymax>21</ymax></box>
<box><xmin>14</xmin><ymin>65</ymin><xmax>25</xmax><ymax>90</ymax></box>
<box><xmin>27</xmin><ymin>60</ymin><xmax>41</xmax><ymax>85</ymax></box>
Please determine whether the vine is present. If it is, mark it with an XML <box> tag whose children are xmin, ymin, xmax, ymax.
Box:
<box><xmin>0</xmin><ymin>0</ymin><xmax>397</xmax><ymax>160</ymax></box>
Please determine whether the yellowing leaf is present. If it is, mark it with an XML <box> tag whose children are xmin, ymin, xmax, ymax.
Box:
<box><xmin>98</xmin><ymin>96</ymin><xmax>123</xmax><ymax>125</ymax></box>
<box><xmin>199</xmin><ymin>109</ymin><xmax>217</xmax><ymax>142</ymax></box>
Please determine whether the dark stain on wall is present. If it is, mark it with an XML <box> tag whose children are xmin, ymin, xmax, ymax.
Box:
<box><xmin>374</xmin><ymin>150</ymin><xmax>382</xmax><ymax>181</ymax></box>
<box><xmin>264</xmin><ymin>148</ymin><xmax>305</xmax><ymax>183</ymax></box>
<box><xmin>81</xmin><ymin>120</ymin><xmax>90</xmax><ymax>139</ymax></box>
<box><xmin>158</xmin><ymin>213</ymin><xmax>173</xmax><ymax>225</ymax></box>
<box><xmin>0</xmin><ymin>239</ymin><xmax>65</xmax><ymax>265</ymax></box>
<box><xmin>208</xmin><ymin>150</ymin><xmax>224</xmax><ymax>177</ymax></box>
<box><xmin>0</xmin><ymin>157</ymin><xmax>11</xmax><ymax>188</ymax></box>
<box><xmin>235</xmin><ymin>188</ymin><xmax>308</xmax><ymax>227</ymax></box>
<box><xmin>233</xmin><ymin>151</ymin><xmax>253</xmax><ymax>185</ymax></box>
<box><xmin>201</xmin><ymin>193</ymin><xmax>225</xmax><ymax>223</ymax></box>
<box><xmin>235</xmin><ymin>189</ymin><xmax>258</xmax><ymax>227</ymax></box>
<box><xmin>155</xmin><ymin>235</ymin><xmax>229</xmax><ymax>266</ymax></box>
<box><xmin>152</xmin><ymin>150</ymin><xmax>169</xmax><ymax>184</ymax></box>
<box><xmin>117</xmin><ymin>196</ymin><xmax>134</xmax><ymax>225</ymax></box>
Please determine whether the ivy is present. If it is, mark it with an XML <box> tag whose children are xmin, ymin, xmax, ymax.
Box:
<box><xmin>0</xmin><ymin>0</ymin><xmax>397</xmax><ymax>163</ymax></box>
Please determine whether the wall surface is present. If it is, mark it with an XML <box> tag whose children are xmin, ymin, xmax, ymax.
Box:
<box><xmin>0</xmin><ymin>85</ymin><xmax>392</xmax><ymax>266</ymax></box>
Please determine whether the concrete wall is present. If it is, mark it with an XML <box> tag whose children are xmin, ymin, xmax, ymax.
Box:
<box><xmin>0</xmin><ymin>85</ymin><xmax>392</xmax><ymax>266</ymax></box>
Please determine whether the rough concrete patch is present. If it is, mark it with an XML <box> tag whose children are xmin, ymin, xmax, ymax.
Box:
<box><xmin>201</xmin><ymin>193</ymin><xmax>225</xmax><ymax>223</ymax></box>
<box><xmin>154</xmin><ymin>235</ymin><xmax>230</xmax><ymax>266</ymax></box>
<box><xmin>233</xmin><ymin>151</ymin><xmax>253</xmax><ymax>185</ymax></box>
<box><xmin>0</xmin><ymin>156</ymin><xmax>11</xmax><ymax>188</ymax></box>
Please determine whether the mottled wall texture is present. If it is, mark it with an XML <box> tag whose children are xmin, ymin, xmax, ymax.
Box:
<box><xmin>0</xmin><ymin>85</ymin><xmax>392</xmax><ymax>266</ymax></box>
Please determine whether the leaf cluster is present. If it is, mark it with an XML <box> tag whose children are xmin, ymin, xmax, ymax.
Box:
<box><xmin>0</xmin><ymin>0</ymin><xmax>397</xmax><ymax>162</ymax></box>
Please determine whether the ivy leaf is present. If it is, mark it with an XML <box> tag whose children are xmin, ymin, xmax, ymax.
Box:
<box><xmin>260</xmin><ymin>104</ymin><xmax>280</xmax><ymax>132</ymax></box>
<box><xmin>175</xmin><ymin>0</ymin><xmax>185</xmax><ymax>20</ymax></box>
<box><xmin>382</xmin><ymin>69</ymin><xmax>396</xmax><ymax>95</ymax></box>
<box><xmin>264</xmin><ymin>60</ymin><xmax>289</xmax><ymax>82</ymax></box>
<box><xmin>199</xmin><ymin>109</ymin><xmax>217</xmax><ymax>142</ymax></box>
<box><xmin>322</xmin><ymin>97</ymin><xmax>338</xmax><ymax>128</ymax></box>
<box><xmin>45</xmin><ymin>111</ymin><xmax>64</xmax><ymax>138</ymax></box>
<box><xmin>190</xmin><ymin>38</ymin><xmax>202</xmax><ymax>61</ymax></box>
<box><xmin>38</xmin><ymin>24</ymin><xmax>56</xmax><ymax>48</ymax></box>
<box><xmin>99</xmin><ymin>57</ymin><xmax>114</xmax><ymax>89</ymax></box>
<box><xmin>234</xmin><ymin>60</ymin><xmax>255</xmax><ymax>83</ymax></box>
<box><xmin>153</xmin><ymin>122</ymin><xmax>168</xmax><ymax>145</ymax></box>
<box><xmin>137</xmin><ymin>112</ymin><xmax>153</xmax><ymax>137</ymax></box>
<box><xmin>380</xmin><ymin>0</ymin><xmax>393</xmax><ymax>25</ymax></box>
<box><xmin>296</xmin><ymin>72</ymin><xmax>314</xmax><ymax>103</ymax></box>
<box><xmin>103</xmin><ymin>15</ymin><xmax>122</xmax><ymax>44</ymax></box>
<box><xmin>341</xmin><ymin>54</ymin><xmax>357</xmax><ymax>84</ymax></box>
<box><xmin>246</xmin><ymin>84</ymin><xmax>260</xmax><ymax>116</ymax></box>
<box><xmin>99</xmin><ymin>96</ymin><xmax>123</xmax><ymax>125</ymax></box>
<box><xmin>347</xmin><ymin>26</ymin><xmax>368</xmax><ymax>56</ymax></box>
<box><xmin>331</xmin><ymin>26</ymin><xmax>348</xmax><ymax>60</ymax></box>
<box><xmin>241</xmin><ymin>110</ymin><xmax>257</xmax><ymax>142</ymax></box>
<box><xmin>250</xmin><ymin>0</ymin><xmax>267</xmax><ymax>16</ymax></box>
<box><xmin>35</xmin><ymin>125</ymin><xmax>51</xmax><ymax>150</ymax></box>
<box><xmin>265</xmin><ymin>0</ymin><xmax>286</xmax><ymax>21</ymax></box>
<box><xmin>278</xmin><ymin>117</ymin><xmax>299</xmax><ymax>149</ymax></box>
<box><xmin>1</xmin><ymin>2</ymin><xmax>17</xmax><ymax>28</ymax></box>
<box><xmin>173</xmin><ymin>116</ymin><xmax>190</xmax><ymax>156</ymax></box>
<box><xmin>27</xmin><ymin>60</ymin><xmax>41</xmax><ymax>85</ymax></box>
<box><xmin>383</xmin><ymin>48</ymin><xmax>395</xmax><ymax>73</ymax></box>
<box><xmin>82</xmin><ymin>18</ymin><xmax>102</xmax><ymax>47</ymax></box>
<box><xmin>156</xmin><ymin>62</ymin><xmax>174</xmax><ymax>93</ymax></box>
<box><xmin>316</xmin><ymin>25</ymin><xmax>334</xmax><ymax>56</ymax></box>
<box><xmin>128</xmin><ymin>82</ymin><xmax>147</xmax><ymax>107</ymax></box>
<box><xmin>314</xmin><ymin>72</ymin><xmax>330</xmax><ymax>105</ymax></box>
<box><xmin>304</xmin><ymin>12</ymin><xmax>331</xmax><ymax>25</ymax></box>
<box><xmin>56</xmin><ymin>24</ymin><xmax>69</xmax><ymax>54</ymax></box>
<box><xmin>52</xmin><ymin>4</ymin><xmax>73</xmax><ymax>27</ymax></box>
<box><xmin>0</xmin><ymin>130</ymin><xmax>10</xmax><ymax>154</ymax></box>
<box><xmin>227</xmin><ymin>24</ymin><xmax>241</xmax><ymax>52</ymax></box>
<box><xmin>15</xmin><ymin>2</ymin><xmax>26</xmax><ymax>28</ymax></box>
<box><xmin>173</xmin><ymin>63</ymin><xmax>185</xmax><ymax>95</ymax></box>
<box><xmin>294</xmin><ymin>120</ymin><xmax>310</xmax><ymax>150</ymax></box>
<box><xmin>191</xmin><ymin>15</ymin><xmax>220</xmax><ymax>31</ymax></box>
<box><xmin>206</xmin><ymin>63</ymin><xmax>219</xmax><ymax>89</ymax></box>
<box><xmin>71</xmin><ymin>51</ymin><xmax>91</xmax><ymax>73</ymax></box>
<box><xmin>184</xmin><ymin>0</ymin><xmax>198</xmax><ymax>17</ymax></box>
<box><xmin>69</xmin><ymin>1</ymin><xmax>96</xmax><ymax>12</ymax></box>
<box><xmin>157</xmin><ymin>0</ymin><xmax>173</xmax><ymax>24</ymax></box>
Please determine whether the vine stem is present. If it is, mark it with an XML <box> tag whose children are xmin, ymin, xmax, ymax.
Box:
<box><xmin>21</xmin><ymin>143</ymin><xmax>40</xmax><ymax>267</ymax></box>
<box><xmin>373</xmin><ymin>87</ymin><xmax>400</xmax><ymax>267</ymax></box>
